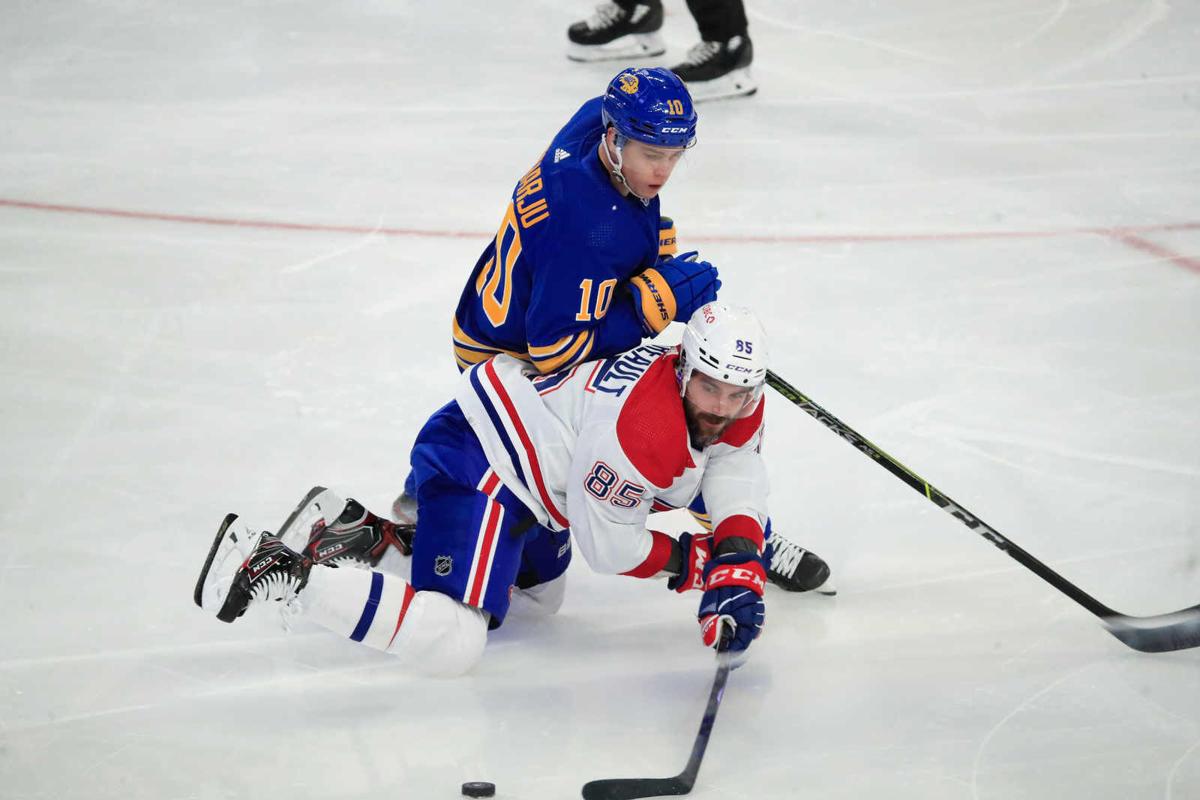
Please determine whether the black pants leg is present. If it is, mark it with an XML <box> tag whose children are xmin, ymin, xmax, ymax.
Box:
<box><xmin>685</xmin><ymin>0</ymin><xmax>749</xmax><ymax>42</ymax></box>
<box><xmin>614</xmin><ymin>0</ymin><xmax>661</xmax><ymax>11</ymax></box>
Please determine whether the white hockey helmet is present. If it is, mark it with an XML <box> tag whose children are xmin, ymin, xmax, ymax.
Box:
<box><xmin>678</xmin><ymin>303</ymin><xmax>769</xmax><ymax>414</ymax></box>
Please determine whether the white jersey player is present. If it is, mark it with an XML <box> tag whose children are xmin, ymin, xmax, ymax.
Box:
<box><xmin>195</xmin><ymin>304</ymin><xmax>779</xmax><ymax>674</ymax></box>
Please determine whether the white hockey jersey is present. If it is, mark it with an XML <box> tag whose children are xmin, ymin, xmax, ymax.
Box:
<box><xmin>454</xmin><ymin>344</ymin><xmax>769</xmax><ymax>577</ymax></box>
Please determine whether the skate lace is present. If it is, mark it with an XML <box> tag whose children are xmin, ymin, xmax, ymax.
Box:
<box><xmin>769</xmin><ymin>536</ymin><xmax>807</xmax><ymax>578</ymax></box>
<box><xmin>682</xmin><ymin>40</ymin><xmax>721</xmax><ymax>66</ymax></box>
<box><xmin>586</xmin><ymin>2</ymin><xmax>624</xmax><ymax>30</ymax></box>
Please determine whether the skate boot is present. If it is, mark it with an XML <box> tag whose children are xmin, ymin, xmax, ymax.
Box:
<box><xmin>567</xmin><ymin>2</ymin><xmax>666</xmax><ymax>62</ymax></box>
<box><xmin>669</xmin><ymin>35</ymin><xmax>757</xmax><ymax>102</ymax></box>
<box><xmin>278</xmin><ymin>486</ymin><xmax>413</xmax><ymax>567</ymax></box>
<box><xmin>194</xmin><ymin>514</ymin><xmax>313</xmax><ymax>623</ymax></box>
<box><xmin>765</xmin><ymin>533</ymin><xmax>835</xmax><ymax>594</ymax></box>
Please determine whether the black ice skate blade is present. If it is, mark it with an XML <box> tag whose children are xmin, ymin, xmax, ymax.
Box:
<box><xmin>193</xmin><ymin>512</ymin><xmax>239</xmax><ymax>609</ymax></box>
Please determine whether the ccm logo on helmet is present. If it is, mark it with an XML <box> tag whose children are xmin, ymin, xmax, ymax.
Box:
<box><xmin>660</xmin><ymin>126</ymin><xmax>689</xmax><ymax>133</ymax></box>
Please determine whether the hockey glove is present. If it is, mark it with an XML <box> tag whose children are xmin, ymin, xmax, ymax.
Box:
<box><xmin>666</xmin><ymin>531</ymin><xmax>714</xmax><ymax>593</ymax></box>
<box><xmin>630</xmin><ymin>251</ymin><xmax>720</xmax><ymax>335</ymax></box>
<box><xmin>696</xmin><ymin>551</ymin><xmax>766</xmax><ymax>653</ymax></box>
<box><xmin>657</xmin><ymin>216</ymin><xmax>678</xmax><ymax>260</ymax></box>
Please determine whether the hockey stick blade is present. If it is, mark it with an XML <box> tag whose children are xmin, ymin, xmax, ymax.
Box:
<box><xmin>582</xmin><ymin>654</ymin><xmax>733</xmax><ymax>800</ymax></box>
<box><xmin>764</xmin><ymin>369</ymin><xmax>1200</xmax><ymax>653</ymax></box>
<box><xmin>1103</xmin><ymin>605</ymin><xmax>1200</xmax><ymax>653</ymax></box>
<box><xmin>581</xmin><ymin>777</ymin><xmax>692</xmax><ymax>800</ymax></box>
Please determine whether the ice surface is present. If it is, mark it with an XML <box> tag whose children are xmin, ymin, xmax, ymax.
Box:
<box><xmin>1</xmin><ymin>1</ymin><xmax>1198</xmax><ymax>798</ymax></box>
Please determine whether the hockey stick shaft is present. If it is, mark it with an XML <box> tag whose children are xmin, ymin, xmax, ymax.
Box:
<box><xmin>765</xmin><ymin>369</ymin><xmax>1200</xmax><ymax>653</ymax></box>
<box><xmin>581</xmin><ymin>646</ymin><xmax>733</xmax><ymax>799</ymax></box>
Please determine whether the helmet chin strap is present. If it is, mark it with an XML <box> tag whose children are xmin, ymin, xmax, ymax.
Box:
<box><xmin>602</xmin><ymin>131</ymin><xmax>651</xmax><ymax>207</ymax></box>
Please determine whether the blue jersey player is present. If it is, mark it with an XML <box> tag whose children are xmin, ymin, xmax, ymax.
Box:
<box><xmin>451</xmin><ymin>66</ymin><xmax>718</xmax><ymax>375</ymax></box>
<box><xmin>441</xmin><ymin>67</ymin><xmax>830</xmax><ymax>597</ymax></box>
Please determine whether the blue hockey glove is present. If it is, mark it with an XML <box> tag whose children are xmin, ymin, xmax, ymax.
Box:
<box><xmin>696</xmin><ymin>551</ymin><xmax>766</xmax><ymax>653</ymax></box>
<box><xmin>630</xmin><ymin>250</ymin><xmax>720</xmax><ymax>335</ymax></box>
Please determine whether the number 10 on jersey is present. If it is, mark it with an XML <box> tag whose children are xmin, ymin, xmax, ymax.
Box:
<box><xmin>576</xmin><ymin>278</ymin><xmax>617</xmax><ymax>322</ymax></box>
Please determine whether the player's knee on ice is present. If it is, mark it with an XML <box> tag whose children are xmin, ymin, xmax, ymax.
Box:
<box><xmin>392</xmin><ymin>591</ymin><xmax>488</xmax><ymax>677</ymax></box>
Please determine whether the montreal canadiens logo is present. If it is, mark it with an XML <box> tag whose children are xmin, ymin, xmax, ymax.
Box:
<box><xmin>618</xmin><ymin>73</ymin><xmax>639</xmax><ymax>94</ymax></box>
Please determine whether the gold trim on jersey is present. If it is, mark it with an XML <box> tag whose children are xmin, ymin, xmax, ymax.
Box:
<box><xmin>527</xmin><ymin>333</ymin><xmax>574</xmax><ymax>360</ymax></box>
<box><xmin>452</xmin><ymin>317</ymin><xmax>531</xmax><ymax>370</ymax></box>
<box><xmin>529</xmin><ymin>329</ymin><xmax>595</xmax><ymax>373</ymax></box>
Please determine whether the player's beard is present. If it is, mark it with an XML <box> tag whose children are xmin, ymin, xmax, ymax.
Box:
<box><xmin>684</xmin><ymin>398</ymin><xmax>735</xmax><ymax>449</ymax></box>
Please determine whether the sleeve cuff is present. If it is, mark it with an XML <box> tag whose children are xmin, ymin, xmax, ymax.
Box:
<box><xmin>620</xmin><ymin>529</ymin><xmax>676</xmax><ymax>578</ymax></box>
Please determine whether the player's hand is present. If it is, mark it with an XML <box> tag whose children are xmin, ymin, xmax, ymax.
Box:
<box><xmin>696</xmin><ymin>551</ymin><xmax>765</xmax><ymax>652</ymax></box>
<box><xmin>631</xmin><ymin>251</ymin><xmax>721</xmax><ymax>335</ymax></box>
<box><xmin>667</xmin><ymin>531</ymin><xmax>713</xmax><ymax>593</ymax></box>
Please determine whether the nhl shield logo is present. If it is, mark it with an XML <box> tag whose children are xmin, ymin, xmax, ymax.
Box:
<box><xmin>618</xmin><ymin>73</ymin><xmax>639</xmax><ymax>94</ymax></box>
<box><xmin>434</xmin><ymin>555</ymin><xmax>453</xmax><ymax>577</ymax></box>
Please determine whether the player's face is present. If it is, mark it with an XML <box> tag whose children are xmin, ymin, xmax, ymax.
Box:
<box><xmin>613</xmin><ymin>133</ymin><xmax>685</xmax><ymax>199</ymax></box>
<box><xmin>683</xmin><ymin>372</ymin><xmax>756</xmax><ymax>448</ymax></box>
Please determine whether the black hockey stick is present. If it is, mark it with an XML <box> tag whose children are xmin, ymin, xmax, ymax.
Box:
<box><xmin>765</xmin><ymin>369</ymin><xmax>1200</xmax><ymax>653</ymax></box>
<box><xmin>581</xmin><ymin>647</ymin><xmax>734</xmax><ymax>799</ymax></box>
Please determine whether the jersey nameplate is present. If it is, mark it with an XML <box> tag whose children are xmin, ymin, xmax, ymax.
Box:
<box><xmin>589</xmin><ymin>345</ymin><xmax>672</xmax><ymax>397</ymax></box>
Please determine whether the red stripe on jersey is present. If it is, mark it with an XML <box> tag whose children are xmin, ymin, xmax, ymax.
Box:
<box><xmin>483</xmin><ymin>359</ymin><xmax>570</xmax><ymax>528</ymax></box>
<box><xmin>713</xmin><ymin>514</ymin><xmax>765</xmax><ymax>552</ymax></box>
<box><xmin>620</xmin><ymin>529</ymin><xmax>676</xmax><ymax>579</ymax></box>
<box><xmin>467</xmin><ymin>498</ymin><xmax>504</xmax><ymax>606</ymax></box>
<box><xmin>386</xmin><ymin>583</ymin><xmax>418</xmax><ymax>648</ymax></box>
<box><xmin>477</xmin><ymin>469</ymin><xmax>501</xmax><ymax>496</ymax></box>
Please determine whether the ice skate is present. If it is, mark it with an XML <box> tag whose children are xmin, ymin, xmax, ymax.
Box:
<box><xmin>669</xmin><ymin>36</ymin><xmax>757</xmax><ymax>102</ymax></box>
<box><xmin>567</xmin><ymin>2</ymin><xmax>666</xmax><ymax>62</ymax></box>
<box><xmin>765</xmin><ymin>533</ymin><xmax>835</xmax><ymax>594</ymax></box>
<box><xmin>278</xmin><ymin>485</ymin><xmax>413</xmax><ymax>567</ymax></box>
<box><xmin>194</xmin><ymin>514</ymin><xmax>312</xmax><ymax>623</ymax></box>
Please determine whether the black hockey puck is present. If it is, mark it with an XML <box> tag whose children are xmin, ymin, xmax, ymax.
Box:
<box><xmin>461</xmin><ymin>782</ymin><xmax>495</xmax><ymax>798</ymax></box>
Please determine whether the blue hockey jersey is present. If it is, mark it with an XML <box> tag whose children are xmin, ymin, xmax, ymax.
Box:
<box><xmin>452</xmin><ymin>97</ymin><xmax>674</xmax><ymax>374</ymax></box>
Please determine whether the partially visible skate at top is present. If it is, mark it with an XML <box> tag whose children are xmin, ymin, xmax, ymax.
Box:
<box><xmin>567</xmin><ymin>2</ymin><xmax>666</xmax><ymax>62</ymax></box>
<box><xmin>765</xmin><ymin>533</ymin><xmax>835</xmax><ymax>595</ymax></box>
<box><xmin>669</xmin><ymin>36</ymin><xmax>756</xmax><ymax>102</ymax></box>
<box><xmin>195</xmin><ymin>514</ymin><xmax>312</xmax><ymax>623</ymax></box>
<box><xmin>280</xmin><ymin>485</ymin><xmax>412</xmax><ymax>567</ymax></box>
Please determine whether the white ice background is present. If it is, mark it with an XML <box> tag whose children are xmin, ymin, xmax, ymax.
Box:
<box><xmin>1</xmin><ymin>1</ymin><xmax>1199</xmax><ymax>799</ymax></box>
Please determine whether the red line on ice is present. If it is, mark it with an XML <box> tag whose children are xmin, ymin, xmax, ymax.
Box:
<box><xmin>1108</xmin><ymin>231</ymin><xmax>1200</xmax><ymax>274</ymax></box>
<box><xmin>2</xmin><ymin>197</ymin><xmax>1197</xmax><ymax>272</ymax></box>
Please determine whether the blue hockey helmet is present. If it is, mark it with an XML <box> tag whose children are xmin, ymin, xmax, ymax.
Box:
<box><xmin>601</xmin><ymin>67</ymin><xmax>697</xmax><ymax>149</ymax></box>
